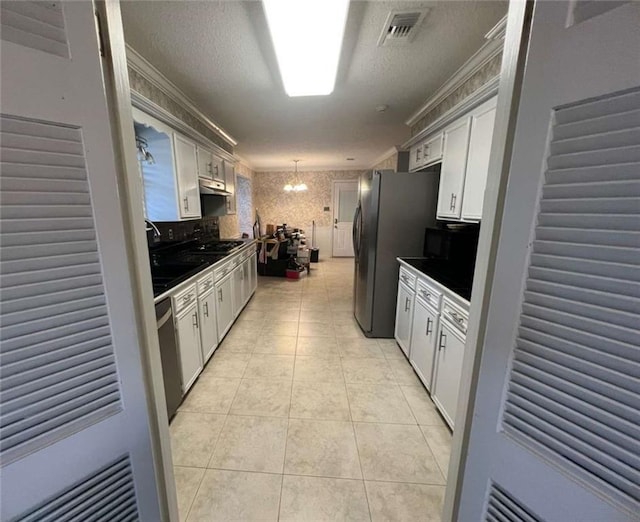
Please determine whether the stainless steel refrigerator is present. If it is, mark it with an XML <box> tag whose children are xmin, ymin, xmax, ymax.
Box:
<box><xmin>353</xmin><ymin>169</ymin><xmax>439</xmax><ymax>337</ymax></box>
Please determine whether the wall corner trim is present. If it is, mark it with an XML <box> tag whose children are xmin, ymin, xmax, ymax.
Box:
<box><xmin>404</xmin><ymin>15</ymin><xmax>507</xmax><ymax>128</ymax></box>
<box><xmin>126</xmin><ymin>44</ymin><xmax>238</xmax><ymax>147</ymax></box>
<box><xmin>366</xmin><ymin>146</ymin><xmax>402</xmax><ymax>170</ymax></box>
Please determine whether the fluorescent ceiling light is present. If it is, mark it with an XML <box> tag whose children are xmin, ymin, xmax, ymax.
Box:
<box><xmin>263</xmin><ymin>0</ymin><xmax>349</xmax><ymax>97</ymax></box>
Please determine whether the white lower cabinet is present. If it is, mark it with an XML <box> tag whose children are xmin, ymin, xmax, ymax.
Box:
<box><xmin>174</xmin><ymin>299</ymin><xmax>202</xmax><ymax>394</ymax></box>
<box><xmin>232</xmin><ymin>263</ymin><xmax>245</xmax><ymax>318</ymax></box>
<box><xmin>394</xmin><ymin>281</ymin><xmax>415</xmax><ymax>357</ymax></box>
<box><xmin>431</xmin><ymin>319</ymin><xmax>466</xmax><ymax>429</ymax></box>
<box><xmin>409</xmin><ymin>297</ymin><xmax>439</xmax><ymax>392</ymax></box>
<box><xmin>198</xmin><ymin>289</ymin><xmax>218</xmax><ymax>363</ymax></box>
<box><xmin>215</xmin><ymin>272</ymin><xmax>234</xmax><ymax>341</ymax></box>
<box><xmin>395</xmin><ymin>262</ymin><xmax>470</xmax><ymax>430</ymax></box>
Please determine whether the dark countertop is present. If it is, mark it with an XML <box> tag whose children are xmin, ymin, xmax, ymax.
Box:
<box><xmin>150</xmin><ymin>238</ymin><xmax>258</xmax><ymax>298</ymax></box>
<box><xmin>399</xmin><ymin>257</ymin><xmax>474</xmax><ymax>301</ymax></box>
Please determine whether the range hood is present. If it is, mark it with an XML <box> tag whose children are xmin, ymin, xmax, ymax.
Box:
<box><xmin>199</xmin><ymin>178</ymin><xmax>232</xmax><ymax>196</ymax></box>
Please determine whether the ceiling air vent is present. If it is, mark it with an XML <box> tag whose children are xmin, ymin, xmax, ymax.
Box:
<box><xmin>377</xmin><ymin>10</ymin><xmax>428</xmax><ymax>47</ymax></box>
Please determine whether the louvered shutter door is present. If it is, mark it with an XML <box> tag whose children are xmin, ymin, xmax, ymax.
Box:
<box><xmin>501</xmin><ymin>88</ymin><xmax>640</xmax><ymax>509</ymax></box>
<box><xmin>0</xmin><ymin>1</ymin><xmax>163</xmax><ymax>519</ymax></box>
<box><xmin>0</xmin><ymin>116</ymin><xmax>124</xmax><ymax>464</ymax></box>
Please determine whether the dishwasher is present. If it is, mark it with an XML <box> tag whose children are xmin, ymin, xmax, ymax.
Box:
<box><xmin>155</xmin><ymin>298</ymin><xmax>182</xmax><ymax>420</ymax></box>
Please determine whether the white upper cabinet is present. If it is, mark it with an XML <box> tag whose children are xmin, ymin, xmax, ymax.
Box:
<box><xmin>422</xmin><ymin>133</ymin><xmax>444</xmax><ymax>167</ymax></box>
<box><xmin>461</xmin><ymin>98</ymin><xmax>497</xmax><ymax>221</ymax></box>
<box><xmin>133</xmin><ymin>108</ymin><xmax>201</xmax><ymax>221</ymax></box>
<box><xmin>224</xmin><ymin>160</ymin><xmax>236</xmax><ymax>214</ymax></box>
<box><xmin>197</xmin><ymin>146</ymin><xmax>224</xmax><ymax>181</ymax></box>
<box><xmin>173</xmin><ymin>133</ymin><xmax>201</xmax><ymax>219</ymax></box>
<box><xmin>409</xmin><ymin>132</ymin><xmax>443</xmax><ymax>172</ymax></box>
<box><xmin>437</xmin><ymin>118</ymin><xmax>472</xmax><ymax>220</ymax></box>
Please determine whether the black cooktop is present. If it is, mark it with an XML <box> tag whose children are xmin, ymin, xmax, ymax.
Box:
<box><xmin>400</xmin><ymin>258</ymin><xmax>474</xmax><ymax>300</ymax></box>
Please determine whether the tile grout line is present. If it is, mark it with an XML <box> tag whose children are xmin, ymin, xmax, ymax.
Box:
<box><xmin>342</xmin><ymin>354</ymin><xmax>374</xmax><ymax>521</ymax></box>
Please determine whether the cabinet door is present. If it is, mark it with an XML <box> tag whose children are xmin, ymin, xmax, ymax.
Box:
<box><xmin>409</xmin><ymin>143</ymin><xmax>419</xmax><ymax>172</ymax></box>
<box><xmin>424</xmin><ymin>133</ymin><xmax>444</xmax><ymax>166</ymax></box>
<box><xmin>409</xmin><ymin>298</ymin><xmax>439</xmax><ymax>391</ymax></box>
<box><xmin>197</xmin><ymin>147</ymin><xmax>214</xmax><ymax>180</ymax></box>
<box><xmin>250</xmin><ymin>252</ymin><xmax>258</xmax><ymax>294</ymax></box>
<box><xmin>232</xmin><ymin>264</ymin><xmax>244</xmax><ymax>317</ymax></box>
<box><xmin>173</xmin><ymin>133</ymin><xmax>201</xmax><ymax>219</ymax></box>
<box><xmin>431</xmin><ymin>320</ymin><xmax>465</xmax><ymax>428</ymax></box>
<box><xmin>437</xmin><ymin>118</ymin><xmax>471</xmax><ymax>220</ymax></box>
<box><xmin>461</xmin><ymin>101</ymin><xmax>497</xmax><ymax>221</ymax></box>
<box><xmin>175</xmin><ymin>304</ymin><xmax>203</xmax><ymax>393</ymax></box>
<box><xmin>198</xmin><ymin>290</ymin><xmax>218</xmax><ymax>363</ymax></box>
<box><xmin>224</xmin><ymin>160</ymin><xmax>236</xmax><ymax>214</ymax></box>
<box><xmin>215</xmin><ymin>274</ymin><xmax>234</xmax><ymax>341</ymax></box>
<box><xmin>394</xmin><ymin>281</ymin><xmax>415</xmax><ymax>357</ymax></box>
<box><xmin>242</xmin><ymin>258</ymin><xmax>252</xmax><ymax>305</ymax></box>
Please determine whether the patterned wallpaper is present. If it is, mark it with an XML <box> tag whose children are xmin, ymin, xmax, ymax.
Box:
<box><xmin>410</xmin><ymin>53</ymin><xmax>502</xmax><ymax>137</ymax></box>
<box><xmin>253</xmin><ymin>170</ymin><xmax>362</xmax><ymax>231</ymax></box>
<box><xmin>128</xmin><ymin>67</ymin><xmax>233</xmax><ymax>153</ymax></box>
<box><xmin>371</xmin><ymin>152</ymin><xmax>399</xmax><ymax>172</ymax></box>
<box><xmin>219</xmin><ymin>162</ymin><xmax>255</xmax><ymax>239</ymax></box>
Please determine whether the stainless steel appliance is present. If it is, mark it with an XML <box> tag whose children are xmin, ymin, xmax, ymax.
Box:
<box><xmin>353</xmin><ymin>170</ymin><xmax>439</xmax><ymax>337</ymax></box>
<box><xmin>155</xmin><ymin>298</ymin><xmax>182</xmax><ymax>419</ymax></box>
<box><xmin>423</xmin><ymin>225</ymin><xmax>479</xmax><ymax>263</ymax></box>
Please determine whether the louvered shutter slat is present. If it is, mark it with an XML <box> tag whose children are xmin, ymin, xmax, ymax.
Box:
<box><xmin>501</xmin><ymin>88</ymin><xmax>640</xmax><ymax>506</ymax></box>
<box><xmin>484</xmin><ymin>484</ymin><xmax>540</xmax><ymax>521</ymax></box>
<box><xmin>0</xmin><ymin>115</ymin><xmax>123</xmax><ymax>465</ymax></box>
<box><xmin>17</xmin><ymin>456</ymin><xmax>139</xmax><ymax>521</ymax></box>
<box><xmin>2</xmin><ymin>295</ymin><xmax>106</xmax><ymax>327</ymax></box>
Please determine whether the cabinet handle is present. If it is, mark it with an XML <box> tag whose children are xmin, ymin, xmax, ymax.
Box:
<box><xmin>438</xmin><ymin>331</ymin><xmax>447</xmax><ymax>351</ymax></box>
<box><xmin>207</xmin><ymin>162</ymin><xmax>213</xmax><ymax>175</ymax></box>
<box><xmin>426</xmin><ymin>317</ymin><xmax>433</xmax><ymax>336</ymax></box>
<box><xmin>404</xmin><ymin>297</ymin><xmax>410</xmax><ymax>312</ymax></box>
<box><xmin>218</xmin><ymin>288</ymin><xmax>223</xmax><ymax>302</ymax></box>
<box><xmin>449</xmin><ymin>193</ymin><xmax>455</xmax><ymax>211</ymax></box>
<box><xmin>204</xmin><ymin>302</ymin><xmax>209</xmax><ymax>317</ymax></box>
<box><xmin>184</xmin><ymin>197</ymin><xmax>189</xmax><ymax>211</ymax></box>
<box><xmin>193</xmin><ymin>312</ymin><xmax>198</xmax><ymax>329</ymax></box>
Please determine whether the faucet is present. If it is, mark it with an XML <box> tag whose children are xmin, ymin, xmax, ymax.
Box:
<box><xmin>145</xmin><ymin>219</ymin><xmax>161</xmax><ymax>239</ymax></box>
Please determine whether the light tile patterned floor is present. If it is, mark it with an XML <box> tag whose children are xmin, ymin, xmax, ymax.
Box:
<box><xmin>171</xmin><ymin>258</ymin><xmax>452</xmax><ymax>521</ymax></box>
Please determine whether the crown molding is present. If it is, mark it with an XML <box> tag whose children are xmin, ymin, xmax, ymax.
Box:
<box><xmin>131</xmin><ymin>92</ymin><xmax>237</xmax><ymax>163</ymax></box>
<box><xmin>126</xmin><ymin>44</ymin><xmax>238</xmax><ymax>147</ymax></box>
<box><xmin>405</xmin><ymin>15</ymin><xmax>507</xmax><ymax>127</ymax></box>
<box><xmin>367</xmin><ymin>146</ymin><xmax>403</xmax><ymax>170</ymax></box>
<box><xmin>402</xmin><ymin>76</ymin><xmax>499</xmax><ymax>149</ymax></box>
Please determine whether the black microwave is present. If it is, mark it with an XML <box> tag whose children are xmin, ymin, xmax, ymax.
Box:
<box><xmin>423</xmin><ymin>226</ymin><xmax>480</xmax><ymax>265</ymax></box>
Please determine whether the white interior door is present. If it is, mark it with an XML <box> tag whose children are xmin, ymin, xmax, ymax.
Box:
<box><xmin>0</xmin><ymin>1</ymin><xmax>161</xmax><ymax>519</ymax></box>
<box><xmin>458</xmin><ymin>2</ymin><xmax>640</xmax><ymax>520</ymax></box>
<box><xmin>332</xmin><ymin>180</ymin><xmax>358</xmax><ymax>257</ymax></box>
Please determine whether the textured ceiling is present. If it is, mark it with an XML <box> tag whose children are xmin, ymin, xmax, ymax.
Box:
<box><xmin>121</xmin><ymin>0</ymin><xmax>507</xmax><ymax>170</ymax></box>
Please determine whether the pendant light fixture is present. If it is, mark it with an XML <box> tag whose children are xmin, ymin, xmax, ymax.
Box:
<box><xmin>284</xmin><ymin>160</ymin><xmax>308</xmax><ymax>192</ymax></box>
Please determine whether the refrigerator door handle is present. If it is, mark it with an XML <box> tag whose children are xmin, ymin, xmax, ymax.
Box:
<box><xmin>352</xmin><ymin>203</ymin><xmax>362</xmax><ymax>258</ymax></box>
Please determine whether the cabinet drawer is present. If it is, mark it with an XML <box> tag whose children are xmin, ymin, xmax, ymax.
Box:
<box><xmin>416</xmin><ymin>279</ymin><xmax>441</xmax><ymax>310</ymax></box>
<box><xmin>441</xmin><ymin>296</ymin><xmax>469</xmax><ymax>334</ymax></box>
<box><xmin>213</xmin><ymin>261</ymin><xmax>232</xmax><ymax>282</ymax></box>
<box><xmin>173</xmin><ymin>284</ymin><xmax>197</xmax><ymax>315</ymax></box>
<box><xmin>398</xmin><ymin>267</ymin><xmax>417</xmax><ymax>290</ymax></box>
<box><xmin>197</xmin><ymin>272</ymin><xmax>214</xmax><ymax>295</ymax></box>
